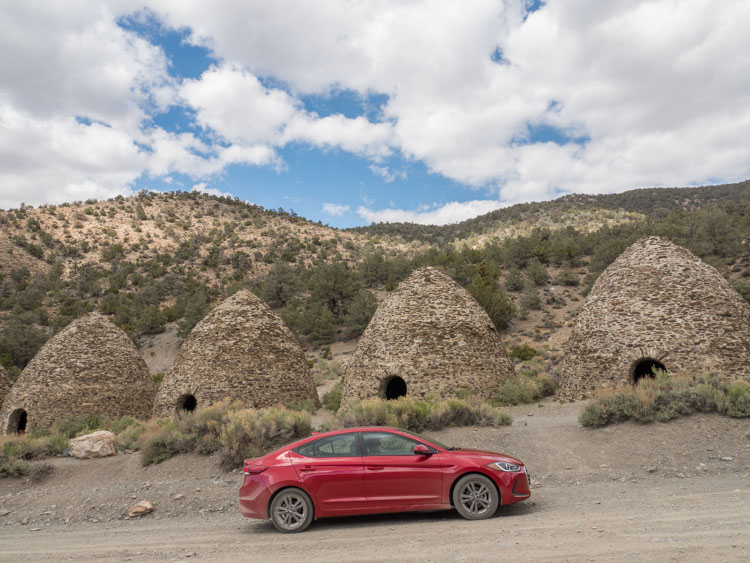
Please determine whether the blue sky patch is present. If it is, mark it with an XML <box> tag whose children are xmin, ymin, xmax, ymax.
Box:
<box><xmin>118</xmin><ymin>11</ymin><xmax>217</xmax><ymax>80</ymax></box>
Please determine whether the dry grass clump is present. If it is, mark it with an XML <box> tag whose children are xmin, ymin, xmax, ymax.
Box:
<box><xmin>218</xmin><ymin>408</ymin><xmax>311</xmax><ymax>470</ymax></box>
<box><xmin>493</xmin><ymin>373</ymin><xmax>557</xmax><ymax>406</ymax></box>
<box><xmin>135</xmin><ymin>400</ymin><xmax>312</xmax><ymax>468</ymax></box>
<box><xmin>579</xmin><ymin>373</ymin><xmax>750</xmax><ymax>427</ymax></box>
<box><xmin>0</xmin><ymin>433</ymin><xmax>69</xmax><ymax>478</ymax></box>
<box><xmin>336</xmin><ymin>396</ymin><xmax>512</xmax><ymax>432</ymax></box>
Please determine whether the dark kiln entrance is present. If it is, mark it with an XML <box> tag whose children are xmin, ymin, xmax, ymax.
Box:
<box><xmin>384</xmin><ymin>376</ymin><xmax>407</xmax><ymax>400</ymax></box>
<box><xmin>7</xmin><ymin>408</ymin><xmax>27</xmax><ymax>433</ymax></box>
<box><xmin>632</xmin><ymin>358</ymin><xmax>666</xmax><ymax>383</ymax></box>
<box><xmin>178</xmin><ymin>394</ymin><xmax>197</xmax><ymax>412</ymax></box>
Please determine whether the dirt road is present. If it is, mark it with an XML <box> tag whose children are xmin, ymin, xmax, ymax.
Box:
<box><xmin>1</xmin><ymin>401</ymin><xmax>748</xmax><ymax>561</ymax></box>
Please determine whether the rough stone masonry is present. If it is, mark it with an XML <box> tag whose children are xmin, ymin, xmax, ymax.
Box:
<box><xmin>342</xmin><ymin>267</ymin><xmax>515</xmax><ymax>404</ymax></box>
<box><xmin>0</xmin><ymin>312</ymin><xmax>155</xmax><ymax>434</ymax></box>
<box><xmin>556</xmin><ymin>236</ymin><xmax>750</xmax><ymax>400</ymax></box>
<box><xmin>153</xmin><ymin>290</ymin><xmax>319</xmax><ymax>417</ymax></box>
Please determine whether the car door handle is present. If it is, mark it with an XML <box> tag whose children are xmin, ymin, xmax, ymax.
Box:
<box><xmin>299</xmin><ymin>466</ymin><xmax>315</xmax><ymax>472</ymax></box>
<box><xmin>367</xmin><ymin>466</ymin><xmax>384</xmax><ymax>471</ymax></box>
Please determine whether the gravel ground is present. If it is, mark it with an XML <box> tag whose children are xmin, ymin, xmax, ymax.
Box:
<box><xmin>1</xmin><ymin>400</ymin><xmax>748</xmax><ymax>561</ymax></box>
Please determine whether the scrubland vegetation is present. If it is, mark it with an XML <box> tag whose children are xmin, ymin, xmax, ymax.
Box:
<box><xmin>579</xmin><ymin>374</ymin><xmax>750</xmax><ymax>427</ymax></box>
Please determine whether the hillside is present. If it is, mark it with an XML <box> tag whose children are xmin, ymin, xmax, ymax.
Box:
<box><xmin>349</xmin><ymin>180</ymin><xmax>750</xmax><ymax>244</ymax></box>
<box><xmin>1</xmin><ymin>182</ymin><xmax>749</xmax><ymax>382</ymax></box>
<box><xmin>0</xmin><ymin>191</ymin><xmax>373</xmax><ymax>282</ymax></box>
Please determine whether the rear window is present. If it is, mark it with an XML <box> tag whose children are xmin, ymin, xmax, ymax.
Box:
<box><xmin>295</xmin><ymin>433</ymin><xmax>360</xmax><ymax>457</ymax></box>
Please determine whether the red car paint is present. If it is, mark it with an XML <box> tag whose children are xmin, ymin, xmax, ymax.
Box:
<box><xmin>239</xmin><ymin>427</ymin><xmax>530</xmax><ymax>523</ymax></box>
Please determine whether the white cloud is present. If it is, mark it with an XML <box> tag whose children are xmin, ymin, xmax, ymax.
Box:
<box><xmin>368</xmin><ymin>165</ymin><xmax>406</xmax><ymax>183</ymax></box>
<box><xmin>358</xmin><ymin>200</ymin><xmax>506</xmax><ymax>226</ymax></box>
<box><xmin>191</xmin><ymin>182</ymin><xmax>234</xmax><ymax>198</ymax></box>
<box><xmin>180</xmin><ymin>63</ymin><xmax>393</xmax><ymax>159</ymax></box>
<box><xmin>153</xmin><ymin>0</ymin><xmax>750</xmax><ymax>205</ymax></box>
<box><xmin>2</xmin><ymin>1</ymin><xmax>750</xmax><ymax>215</ymax></box>
<box><xmin>322</xmin><ymin>203</ymin><xmax>351</xmax><ymax>216</ymax></box>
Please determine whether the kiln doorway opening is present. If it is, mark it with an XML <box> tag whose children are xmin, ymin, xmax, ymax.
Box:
<box><xmin>178</xmin><ymin>394</ymin><xmax>197</xmax><ymax>412</ymax></box>
<box><xmin>632</xmin><ymin>358</ymin><xmax>666</xmax><ymax>384</ymax></box>
<box><xmin>384</xmin><ymin>376</ymin><xmax>407</xmax><ymax>400</ymax></box>
<box><xmin>7</xmin><ymin>408</ymin><xmax>27</xmax><ymax>434</ymax></box>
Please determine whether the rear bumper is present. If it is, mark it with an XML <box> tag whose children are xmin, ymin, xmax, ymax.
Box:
<box><xmin>239</xmin><ymin>475</ymin><xmax>273</xmax><ymax>520</ymax></box>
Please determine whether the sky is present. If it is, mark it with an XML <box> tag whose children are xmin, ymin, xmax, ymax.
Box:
<box><xmin>1</xmin><ymin>1</ymin><xmax>749</xmax><ymax>228</ymax></box>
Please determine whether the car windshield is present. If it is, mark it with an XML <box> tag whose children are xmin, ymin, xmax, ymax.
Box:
<box><xmin>400</xmin><ymin>429</ymin><xmax>456</xmax><ymax>450</ymax></box>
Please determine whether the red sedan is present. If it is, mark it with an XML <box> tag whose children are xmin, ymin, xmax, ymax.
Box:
<box><xmin>239</xmin><ymin>426</ymin><xmax>530</xmax><ymax>532</ymax></box>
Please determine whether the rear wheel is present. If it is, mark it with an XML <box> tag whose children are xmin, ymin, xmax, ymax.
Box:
<box><xmin>452</xmin><ymin>474</ymin><xmax>499</xmax><ymax>520</ymax></box>
<box><xmin>269</xmin><ymin>488</ymin><xmax>314</xmax><ymax>533</ymax></box>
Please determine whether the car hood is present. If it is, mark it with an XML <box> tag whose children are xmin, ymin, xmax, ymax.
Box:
<box><xmin>443</xmin><ymin>448</ymin><xmax>523</xmax><ymax>465</ymax></box>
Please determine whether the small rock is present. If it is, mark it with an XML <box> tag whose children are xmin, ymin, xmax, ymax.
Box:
<box><xmin>127</xmin><ymin>501</ymin><xmax>155</xmax><ymax>518</ymax></box>
<box><xmin>185</xmin><ymin>553</ymin><xmax>196</xmax><ymax>558</ymax></box>
<box><xmin>646</xmin><ymin>467</ymin><xmax>657</xmax><ymax>473</ymax></box>
<box><xmin>174</xmin><ymin>493</ymin><xmax>185</xmax><ymax>501</ymax></box>
<box><xmin>720</xmin><ymin>457</ymin><xmax>733</xmax><ymax>462</ymax></box>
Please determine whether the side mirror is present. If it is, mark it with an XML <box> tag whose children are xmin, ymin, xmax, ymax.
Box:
<box><xmin>413</xmin><ymin>444</ymin><xmax>433</xmax><ymax>456</ymax></box>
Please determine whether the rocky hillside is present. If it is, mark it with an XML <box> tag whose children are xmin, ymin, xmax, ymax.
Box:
<box><xmin>0</xmin><ymin>191</ymin><xmax>376</xmax><ymax>283</ymax></box>
<box><xmin>1</xmin><ymin>182</ymin><xmax>749</xmax><ymax>381</ymax></box>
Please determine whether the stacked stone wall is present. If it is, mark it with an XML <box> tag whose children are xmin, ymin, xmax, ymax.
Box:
<box><xmin>342</xmin><ymin>267</ymin><xmax>515</xmax><ymax>403</ymax></box>
<box><xmin>0</xmin><ymin>365</ymin><xmax>11</xmax><ymax>409</ymax></box>
<box><xmin>557</xmin><ymin>237</ymin><xmax>750</xmax><ymax>400</ymax></box>
<box><xmin>153</xmin><ymin>290</ymin><xmax>318</xmax><ymax>417</ymax></box>
<box><xmin>0</xmin><ymin>313</ymin><xmax>156</xmax><ymax>434</ymax></box>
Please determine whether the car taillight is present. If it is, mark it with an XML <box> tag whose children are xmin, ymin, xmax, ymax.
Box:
<box><xmin>243</xmin><ymin>465</ymin><xmax>268</xmax><ymax>475</ymax></box>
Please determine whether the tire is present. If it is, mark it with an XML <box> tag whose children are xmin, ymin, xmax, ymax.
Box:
<box><xmin>269</xmin><ymin>488</ymin><xmax>314</xmax><ymax>533</ymax></box>
<box><xmin>452</xmin><ymin>474</ymin><xmax>499</xmax><ymax>520</ymax></box>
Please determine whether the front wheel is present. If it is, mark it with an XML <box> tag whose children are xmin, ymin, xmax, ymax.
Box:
<box><xmin>269</xmin><ymin>488</ymin><xmax>314</xmax><ymax>533</ymax></box>
<box><xmin>452</xmin><ymin>474</ymin><xmax>499</xmax><ymax>520</ymax></box>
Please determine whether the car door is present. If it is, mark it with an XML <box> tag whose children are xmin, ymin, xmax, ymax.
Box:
<box><xmin>361</xmin><ymin>431</ymin><xmax>444</xmax><ymax>511</ymax></box>
<box><xmin>288</xmin><ymin>432</ymin><xmax>367</xmax><ymax>514</ymax></box>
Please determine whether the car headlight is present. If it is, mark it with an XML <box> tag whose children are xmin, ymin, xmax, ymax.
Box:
<box><xmin>488</xmin><ymin>461</ymin><xmax>522</xmax><ymax>472</ymax></box>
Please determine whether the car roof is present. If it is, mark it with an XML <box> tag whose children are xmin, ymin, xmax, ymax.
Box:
<box><xmin>311</xmin><ymin>426</ymin><xmax>405</xmax><ymax>437</ymax></box>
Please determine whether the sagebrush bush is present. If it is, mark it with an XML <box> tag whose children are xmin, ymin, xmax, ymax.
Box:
<box><xmin>284</xmin><ymin>398</ymin><xmax>319</xmax><ymax>414</ymax></box>
<box><xmin>50</xmin><ymin>414</ymin><xmax>142</xmax><ymax>439</ymax></box>
<box><xmin>218</xmin><ymin>408</ymin><xmax>312</xmax><ymax>469</ymax></box>
<box><xmin>0</xmin><ymin>458</ymin><xmax>29</xmax><ymax>478</ymax></box>
<box><xmin>336</xmin><ymin>396</ymin><xmax>512</xmax><ymax>432</ymax></box>
<box><xmin>137</xmin><ymin>400</ymin><xmax>240</xmax><ymax>465</ymax></box>
<box><xmin>139</xmin><ymin>424</ymin><xmax>193</xmax><ymax>466</ymax></box>
<box><xmin>0</xmin><ymin>432</ymin><xmax>70</xmax><ymax>478</ymax></box>
<box><xmin>579</xmin><ymin>375</ymin><xmax>750</xmax><ymax>427</ymax></box>
<box><xmin>323</xmin><ymin>380</ymin><xmax>343</xmax><ymax>412</ymax></box>
<box><xmin>508</xmin><ymin>344</ymin><xmax>537</xmax><ymax>362</ymax></box>
<box><xmin>493</xmin><ymin>374</ymin><xmax>557</xmax><ymax>406</ymax></box>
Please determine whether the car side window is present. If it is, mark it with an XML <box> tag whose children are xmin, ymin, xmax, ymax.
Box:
<box><xmin>296</xmin><ymin>433</ymin><xmax>360</xmax><ymax>458</ymax></box>
<box><xmin>362</xmin><ymin>432</ymin><xmax>422</xmax><ymax>456</ymax></box>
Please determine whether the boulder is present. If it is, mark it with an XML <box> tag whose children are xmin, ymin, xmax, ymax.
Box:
<box><xmin>127</xmin><ymin>500</ymin><xmax>154</xmax><ymax>518</ymax></box>
<box><xmin>69</xmin><ymin>430</ymin><xmax>117</xmax><ymax>459</ymax></box>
